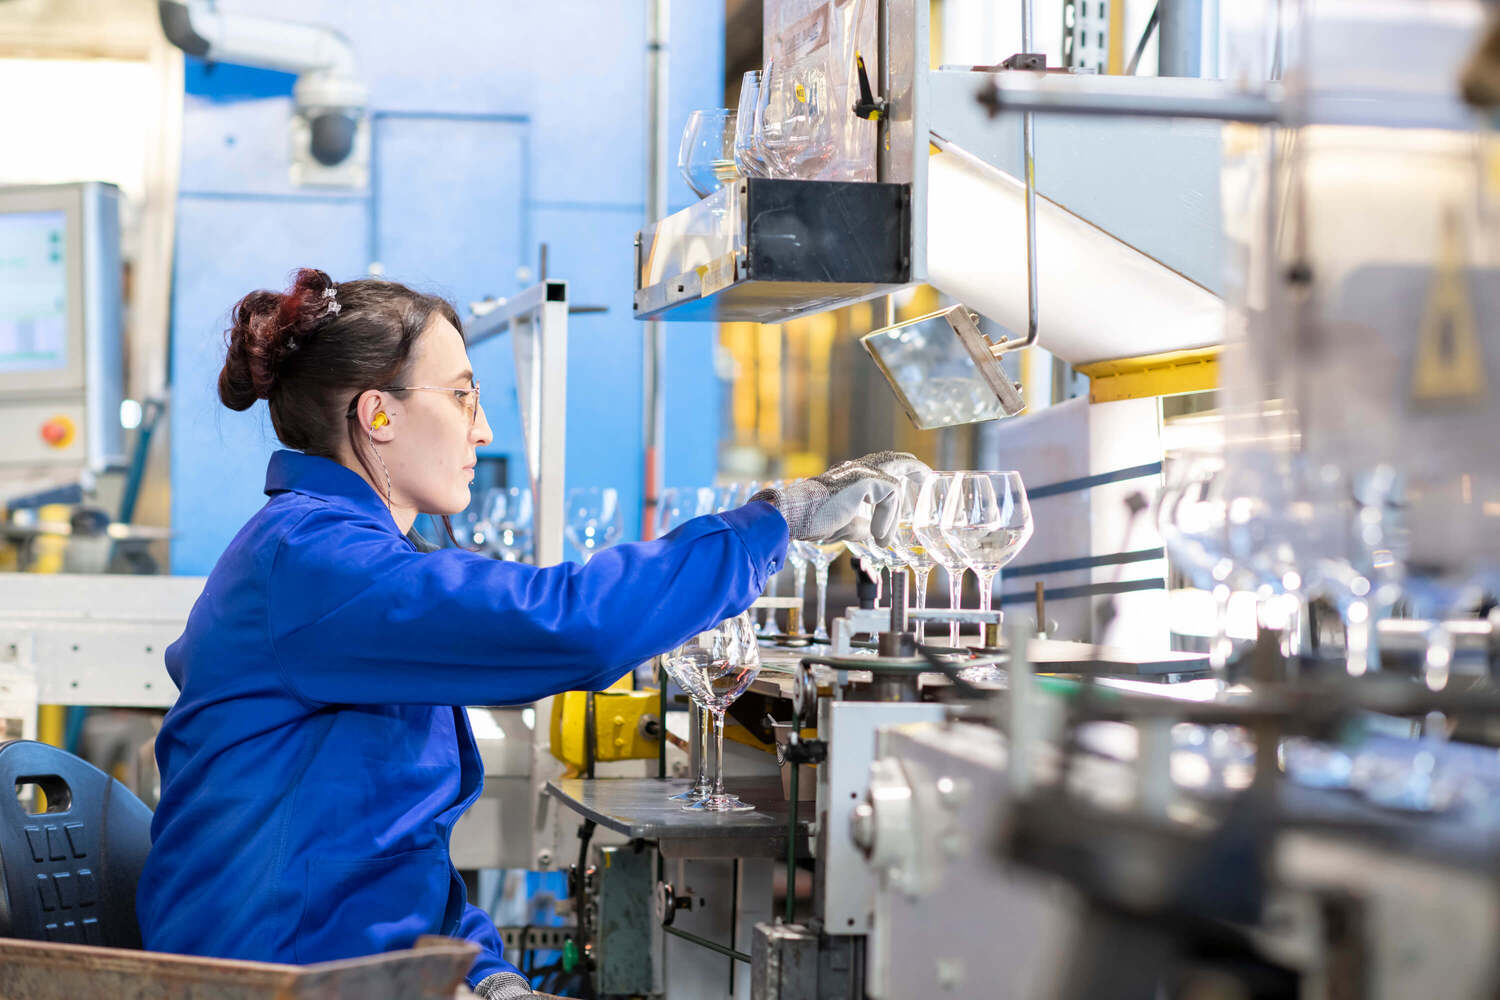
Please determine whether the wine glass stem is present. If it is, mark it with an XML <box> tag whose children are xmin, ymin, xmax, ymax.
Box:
<box><xmin>712</xmin><ymin>709</ymin><xmax>727</xmax><ymax>797</ymax></box>
<box><xmin>948</xmin><ymin>567</ymin><xmax>963</xmax><ymax>647</ymax></box>
<box><xmin>793</xmin><ymin>563</ymin><xmax>808</xmax><ymax>632</ymax></box>
<box><xmin>814</xmin><ymin>564</ymin><xmax>830</xmax><ymax>640</ymax></box>
<box><xmin>1210</xmin><ymin>587</ymin><xmax>1231</xmax><ymax>681</ymax></box>
<box><xmin>977</xmin><ymin>571</ymin><xmax>997</xmax><ymax>614</ymax></box>
<box><xmin>761</xmin><ymin>569</ymin><xmax>779</xmax><ymax>633</ymax></box>
<box><xmin>696</xmin><ymin>707</ymin><xmax>712</xmax><ymax>792</ymax></box>
<box><xmin>913</xmin><ymin>567</ymin><xmax>931</xmax><ymax>644</ymax></box>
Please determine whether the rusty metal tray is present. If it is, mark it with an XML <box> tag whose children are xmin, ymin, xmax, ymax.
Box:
<box><xmin>0</xmin><ymin>936</ymin><xmax>477</xmax><ymax>1000</ymax></box>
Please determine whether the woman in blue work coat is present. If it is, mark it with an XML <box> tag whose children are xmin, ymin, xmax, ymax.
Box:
<box><xmin>136</xmin><ymin>269</ymin><xmax>920</xmax><ymax>1000</ymax></box>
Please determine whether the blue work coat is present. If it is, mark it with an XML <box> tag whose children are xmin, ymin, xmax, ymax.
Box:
<box><xmin>137</xmin><ymin>450</ymin><xmax>787</xmax><ymax>987</ymax></box>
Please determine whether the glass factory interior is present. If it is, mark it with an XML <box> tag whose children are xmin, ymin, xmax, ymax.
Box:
<box><xmin>2</xmin><ymin>0</ymin><xmax>1499</xmax><ymax>998</ymax></box>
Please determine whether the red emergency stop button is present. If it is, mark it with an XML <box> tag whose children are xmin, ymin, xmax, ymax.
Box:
<box><xmin>40</xmin><ymin>416</ymin><xmax>75</xmax><ymax>449</ymax></box>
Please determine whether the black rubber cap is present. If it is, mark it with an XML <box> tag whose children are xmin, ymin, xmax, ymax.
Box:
<box><xmin>308</xmin><ymin>111</ymin><xmax>358</xmax><ymax>167</ymax></box>
<box><xmin>158</xmin><ymin>1</ymin><xmax>211</xmax><ymax>57</ymax></box>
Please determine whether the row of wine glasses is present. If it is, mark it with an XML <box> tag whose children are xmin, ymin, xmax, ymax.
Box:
<box><xmin>660</xmin><ymin>611</ymin><xmax>762</xmax><ymax>812</ymax></box>
<box><xmin>678</xmin><ymin>64</ymin><xmax>847</xmax><ymax>198</ymax></box>
<box><xmin>454</xmin><ymin>487</ymin><xmax>535</xmax><ymax>561</ymax></box>
<box><xmin>1157</xmin><ymin>448</ymin><xmax>1406</xmax><ymax>682</ymax></box>
<box><xmin>793</xmin><ymin>470</ymin><xmax>1036</xmax><ymax>645</ymax></box>
<box><xmin>454</xmin><ymin>485</ymin><xmax>628</xmax><ymax>565</ymax></box>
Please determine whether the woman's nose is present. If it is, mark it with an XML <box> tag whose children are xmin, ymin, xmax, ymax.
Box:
<box><xmin>471</xmin><ymin>403</ymin><xmax>494</xmax><ymax>447</ymax></box>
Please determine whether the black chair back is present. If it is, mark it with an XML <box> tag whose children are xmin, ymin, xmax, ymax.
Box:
<box><xmin>0</xmin><ymin>739</ymin><xmax>152</xmax><ymax>947</ymax></box>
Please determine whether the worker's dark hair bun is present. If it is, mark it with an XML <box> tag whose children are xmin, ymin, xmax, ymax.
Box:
<box><xmin>218</xmin><ymin>268</ymin><xmax>342</xmax><ymax>411</ymax></box>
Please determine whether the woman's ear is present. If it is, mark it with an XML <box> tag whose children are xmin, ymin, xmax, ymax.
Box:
<box><xmin>356</xmin><ymin>390</ymin><xmax>397</xmax><ymax>443</ymax></box>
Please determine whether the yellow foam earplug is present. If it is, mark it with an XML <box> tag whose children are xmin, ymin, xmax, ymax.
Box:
<box><xmin>371</xmin><ymin>412</ymin><xmax>388</xmax><ymax>430</ymax></box>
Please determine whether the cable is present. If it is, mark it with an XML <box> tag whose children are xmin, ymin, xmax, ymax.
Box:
<box><xmin>1126</xmin><ymin>3</ymin><xmax>1160</xmax><ymax>76</ymax></box>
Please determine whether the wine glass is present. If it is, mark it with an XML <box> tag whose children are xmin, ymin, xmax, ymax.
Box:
<box><xmin>758</xmin><ymin>59</ymin><xmax>836</xmax><ymax>179</ymax></box>
<box><xmin>733</xmin><ymin>70</ymin><xmax>771</xmax><ymax>178</ymax></box>
<box><xmin>940</xmin><ymin>472</ymin><xmax>1034</xmax><ymax>615</ymax></box>
<box><xmin>843</xmin><ymin>538</ymin><xmax>885</xmax><ymax>606</ymax></box>
<box><xmin>785</xmin><ymin>536</ymin><xmax>810</xmax><ymax>635</ymax></box>
<box><xmin>670</xmin><ymin>611</ymin><xmax>762</xmax><ymax>812</ymax></box>
<box><xmin>914</xmin><ymin>473</ymin><xmax>967</xmax><ymax>648</ymax></box>
<box><xmin>657</xmin><ymin>486</ymin><xmax>715</xmax><ymax>536</ymax></box>
<box><xmin>485</xmin><ymin>486</ymin><xmax>534</xmax><ymax>562</ymax></box>
<box><xmin>565</xmin><ymin>487</ymin><xmax>623</xmax><ymax>563</ymax></box>
<box><xmin>655</xmin><ymin>485</ymin><xmax>718</xmax><ymax>800</ymax></box>
<box><xmin>1158</xmin><ymin>453</ymin><xmax>1238</xmax><ymax>677</ymax></box>
<box><xmin>802</xmin><ymin>540</ymin><xmax>845</xmax><ymax>641</ymax></box>
<box><xmin>889</xmin><ymin>473</ymin><xmax>936</xmax><ymax>643</ymax></box>
<box><xmin>758</xmin><ymin>480</ymin><xmax>790</xmax><ymax>634</ymax></box>
<box><xmin>714</xmin><ymin>481</ymin><xmax>759</xmax><ymax>513</ymax></box>
<box><xmin>678</xmin><ymin>109</ymin><xmax>740</xmax><ymax>199</ymax></box>
<box><xmin>658</xmin><ymin>648</ymin><xmax>715</xmax><ymax>803</ymax></box>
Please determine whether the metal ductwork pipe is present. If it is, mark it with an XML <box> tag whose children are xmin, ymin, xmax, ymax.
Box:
<box><xmin>157</xmin><ymin>1</ymin><xmax>367</xmax><ymax>167</ymax></box>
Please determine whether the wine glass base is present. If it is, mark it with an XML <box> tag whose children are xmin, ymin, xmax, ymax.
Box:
<box><xmin>668</xmin><ymin>786</ymin><xmax>710</xmax><ymax>802</ymax></box>
<box><xmin>684</xmin><ymin>793</ymin><xmax>756</xmax><ymax>813</ymax></box>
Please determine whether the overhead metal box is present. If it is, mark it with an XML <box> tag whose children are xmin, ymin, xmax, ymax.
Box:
<box><xmin>632</xmin><ymin>177</ymin><xmax>911</xmax><ymax>324</ymax></box>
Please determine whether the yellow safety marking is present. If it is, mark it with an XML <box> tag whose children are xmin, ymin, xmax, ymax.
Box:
<box><xmin>1078</xmin><ymin>346</ymin><xmax>1220</xmax><ymax>403</ymax></box>
<box><xmin>1411</xmin><ymin>207</ymin><xmax>1488</xmax><ymax>404</ymax></box>
<box><xmin>37</xmin><ymin>705</ymin><xmax>65</xmax><ymax>749</ymax></box>
<box><xmin>1107</xmin><ymin>0</ymin><xmax>1125</xmax><ymax>75</ymax></box>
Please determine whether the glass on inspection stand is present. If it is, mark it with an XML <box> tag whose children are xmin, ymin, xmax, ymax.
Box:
<box><xmin>665</xmin><ymin>612</ymin><xmax>762</xmax><ymax>812</ymax></box>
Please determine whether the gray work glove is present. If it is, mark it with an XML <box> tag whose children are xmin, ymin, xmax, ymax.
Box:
<box><xmin>474</xmin><ymin>972</ymin><xmax>537</xmax><ymax>1000</ymax></box>
<box><xmin>855</xmin><ymin>450</ymin><xmax>933</xmax><ymax>484</ymax></box>
<box><xmin>749</xmin><ymin>462</ymin><xmax>901</xmax><ymax>545</ymax></box>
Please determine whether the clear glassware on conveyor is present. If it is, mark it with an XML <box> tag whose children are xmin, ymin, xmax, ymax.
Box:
<box><xmin>914</xmin><ymin>472</ymin><xmax>968</xmax><ymax>649</ymax></box>
<box><xmin>888</xmin><ymin>472</ymin><xmax>937</xmax><ymax>644</ymax></box>
<box><xmin>1218</xmin><ymin>3</ymin><xmax>1500</xmax><ymax>676</ymax></box>
<box><xmin>667</xmin><ymin>611</ymin><xmax>762</xmax><ymax>812</ymax></box>
<box><xmin>940</xmin><ymin>471</ymin><xmax>1033</xmax><ymax>618</ymax></box>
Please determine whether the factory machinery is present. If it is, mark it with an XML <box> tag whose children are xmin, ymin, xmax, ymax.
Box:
<box><xmin>7</xmin><ymin>1</ymin><xmax>1500</xmax><ymax>998</ymax></box>
<box><xmin>536</xmin><ymin>1</ymin><xmax>1500</xmax><ymax>997</ymax></box>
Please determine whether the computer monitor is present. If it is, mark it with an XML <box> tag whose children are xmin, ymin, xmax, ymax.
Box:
<box><xmin>0</xmin><ymin>210</ymin><xmax>70</xmax><ymax>375</ymax></box>
<box><xmin>0</xmin><ymin>183</ymin><xmax>123</xmax><ymax>481</ymax></box>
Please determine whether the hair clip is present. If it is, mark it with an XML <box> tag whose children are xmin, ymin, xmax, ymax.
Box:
<box><xmin>321</xmin><ymin>285</ymin><xmax>341</xmax><ymax>318</ymax></box>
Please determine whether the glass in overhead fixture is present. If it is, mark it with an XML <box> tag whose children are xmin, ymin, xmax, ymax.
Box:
<box><xmin>860</xmin><ymin>304</ymin><xmax>1026</xmax><ymax>430</ymax></box>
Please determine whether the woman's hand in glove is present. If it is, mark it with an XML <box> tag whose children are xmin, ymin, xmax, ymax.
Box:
<box><xmin>748</xmin><ymin>463</ymin><xmax>901</xmax><ymax>545</ymax></box>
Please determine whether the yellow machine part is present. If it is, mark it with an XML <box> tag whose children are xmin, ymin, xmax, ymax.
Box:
<box><xmin>1078</xmin><ymin>346</ymin><xmax>1220</xmax><ymax>404</ymax></box>
<box><xmin>550</xmin><ymin>681</ymin><xmax>662</xmax><ymax>773</ymax></box>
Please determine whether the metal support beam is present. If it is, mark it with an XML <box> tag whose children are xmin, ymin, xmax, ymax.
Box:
<box><xmin>641</xmin><ymin>0</ymin><xmax>669</xmax><ymax>539</ymax></box>
<box><xmin>1158</xmin><ymin>0</ymin><xmax>1205</xmax><ymax>78</ymax></box>
<box><xmin>467</xmin><ymin>280</ymin><xmax>569</xmax><ymax>567</ymax></box>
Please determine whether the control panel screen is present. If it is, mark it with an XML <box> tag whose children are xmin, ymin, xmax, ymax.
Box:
<box><xmin>0</xmin><ymin>210</ymin><xmax>68</xmax><ymax>373</ymax></box>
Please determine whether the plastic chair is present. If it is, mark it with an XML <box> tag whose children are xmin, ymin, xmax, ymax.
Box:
<box><xmin>0</xmin><ymin>739</ymin><xmax>152</xmax><ymax>947</ymax></box>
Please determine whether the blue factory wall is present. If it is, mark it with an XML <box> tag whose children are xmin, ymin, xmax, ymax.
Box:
<box><xmin>169</xmin><ymin>0</ymin><xmax>724</xmax><ymax>573</ymax></box>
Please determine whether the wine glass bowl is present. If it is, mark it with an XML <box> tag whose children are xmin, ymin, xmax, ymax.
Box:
<box><xmin>679</xmin><ymin>109</ymin><xmax>740</xmax><ymax>199</ymax></box>
<box><xmin>939</xmin><ymin>471</ymin><xmax>1033</xmax><ymax>614</ymax></box>
<box><xmin>565</xmin><ymin>487</ymin><xmax>623</xmax><ymax>563</ymax></box>
<box><xmin>658</xmin><ymin>486</ymin><xmax>715</xmax><ymax>537</ymax></box>
<box><xmin>485</xmin><ymin>486</ymin><xmax>534</xmax><ymax>562</ymax></box>
<box><xmin>733</xmin><ymin>70</ymin><xmax>770</xmax><ymax>179</ymax></box>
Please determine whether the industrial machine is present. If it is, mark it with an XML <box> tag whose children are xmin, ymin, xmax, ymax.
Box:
<box><xmin>0</xmin><ymin>183</ymin><xmax>124</xmax><ymax>503</ymax></box>
<box><xmin>520</xmin><ymin>1</ymin><xmax>1500</xmax><ymax>999</ymax></box>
